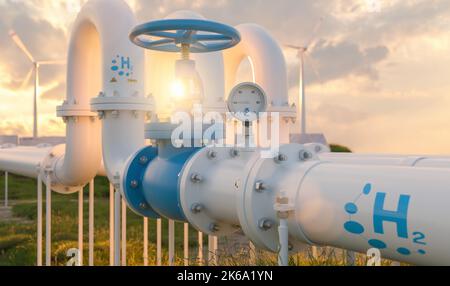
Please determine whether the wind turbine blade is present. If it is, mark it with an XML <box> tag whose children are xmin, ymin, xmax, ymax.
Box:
<box><xmin>38</xmin><ymin>60</ymin><xmax>66</xmax><ymax>65</ymax></box>
<box><xmin>303</xmin><ymin>17</ymin><xmax>324</xmax><ymax>48</ymax></box>
<box><xmin>9</xmin><ymin>30</ymin><xmax>35</xmax><ymax>62</ymax></box>
<box><xmin>20</xmin><ymin>68</ymin><xmax>34</xmax><ymax>90</ymax></box>
<box><xmin>286</xmin><ymin>44</ymin><xmax>301</xmax><ymax>50</ymax></box>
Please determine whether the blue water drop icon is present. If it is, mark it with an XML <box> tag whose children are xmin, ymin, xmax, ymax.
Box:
<box><xmin>397</xmin><ymin>247</ymin><xmax>411</xmax><ymax>255</ymax></box>
<box><xmin>418</xmin><ymin>249</ymin><xmax>426</xmax><ymax>255</ymax></box>
<box><xmin>111</xmin><ymin>66</ymin><xmax>119</xmax><ymax>71</ymax></box>
<box><xmin>368</xmin><ymin>239</ymin><xmax>387</xmax><ymax>249</ymax></box>
<box><xmin>345</xmin><ymin>203</ymin><xmax>358</xmax><ymax>214</ymax></box>
<box><xmin>363</xmin><ymin>184</ymin><xmax>372</xmax><ymax>195</ymax></box>
<box><xmin>344</xmin><ymin>221</ymin><xmax>364</xmax><ymax>234</ymax></box>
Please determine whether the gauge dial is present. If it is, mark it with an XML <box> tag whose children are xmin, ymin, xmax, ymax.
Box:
<box><xmin>227</xmin><ymin>82</ymin><xmax>267</xmax><ymax>122</ymax></box>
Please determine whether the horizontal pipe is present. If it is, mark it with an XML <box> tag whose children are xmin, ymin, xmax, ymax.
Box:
<box><xmin>292</xmin><ymin>162</ymin><xmax>450</xmax><ymax>265</ymax></box>
<box><xmin>0</xmin><ymin>147</ymin><xmax>51</xmax><ymax>178</ymax></box>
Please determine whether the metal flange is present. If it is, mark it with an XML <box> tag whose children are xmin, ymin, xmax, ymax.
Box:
<box><xmin>56</xmin><ymin>102</ymin><xmax>97</xmax><ymax>118</ymax></box>
<box><xmin>180</xmin><ymin>146</ymin><xmax>260</xmax><ymax>236</ymax></box>
<box><xmin>90</xmin><ymin>93</ymin><xmax>154</xmax><ymax>112</ymax></box>
<box><xmin>121</xmin><ymin>146</ymin><xmax>160</xmax><ymax>218</ymax></box>
<box><xmin>40</xmin><ymin>145</ymin><xmax>84</xmax><ymax>194</ymax></box>
<box><xmin>238</xmin><ymin>144</ymin><xmax>318</xmax><ymax>253</ymax></box>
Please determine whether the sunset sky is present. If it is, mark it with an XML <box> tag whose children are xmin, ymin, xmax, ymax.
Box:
<box><xmin>0</xmin><ymin>0</ymin><xmax>449</xmax><ymax>154</ymax></box>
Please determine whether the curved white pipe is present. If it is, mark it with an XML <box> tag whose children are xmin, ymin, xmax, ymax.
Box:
<box><xmin>85</xmin><ymin>0</ymin><xmax>148</xmax><ymax>188</ymax></box>
<box><xmin>223</xmin><ymin>24</ymin><xmax>288</xmax><ymax>107</ymax></box>
<box><xmin>223</xmin><ymin>24</ymin><xmax>295</xmax><ymax>144</ymax></box>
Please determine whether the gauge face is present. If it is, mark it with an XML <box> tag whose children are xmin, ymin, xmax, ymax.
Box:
<box><xmin>227</xmin><ymin>82</ymin><xmax>267</xmax><ymax>122</ymax></box>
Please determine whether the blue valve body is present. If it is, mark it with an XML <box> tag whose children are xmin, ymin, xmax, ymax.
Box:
<box><xmin>123</xmin><ymin>143</ymin><xmax>201</xmax><ymax>221</ymax></box>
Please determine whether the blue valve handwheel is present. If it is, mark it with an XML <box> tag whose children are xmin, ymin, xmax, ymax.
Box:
<box><xmin>130</xmin><ymin>19</ymin><xmax>241</xmax><ymax>53</ymax></box>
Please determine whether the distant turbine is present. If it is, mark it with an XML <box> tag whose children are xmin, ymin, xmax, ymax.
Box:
<box><xmin>286</xmin><ymin>18</ymin><xmax>323</xmax><ymax>135</ymax></box>
<box><xmin>9</xmin><ymin>30</ymin><xmax>66</xmax><ymax>139</ymax></box>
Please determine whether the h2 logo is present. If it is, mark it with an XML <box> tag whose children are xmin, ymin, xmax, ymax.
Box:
<box><xmin>344</xmin><ymin>183</ymin><xmax>427</xmax><ymax>257</ymax></box>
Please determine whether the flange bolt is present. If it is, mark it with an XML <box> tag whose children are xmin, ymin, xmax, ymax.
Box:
<box><xmin>191</xmin><ymin>203</ymin><xmax>204</xmax><ymax>214</ymax></box>
<box><xmin>274</xmin><ymin>154</ymin><xmax>288</xmax><ymax>164</ymax></box>
<box><xmin>299</xmin><ymin>150</ymin><xmax>313</xmax><ymax>161</ymax></box>
<box><xmin>255</xmin><ymin>180</ymin><xmax>267</xmax><ymax>193</ymax></box>
<box><xmin>209</xmin><ymin>223</ymin><xmax>220</xmax><ymax>233</ymax></box>
<box><xmin>139</xmin><ymin>156</ymin><xmax>149</xmax><ymax>165</ymax></box>
<box><xmin>207</xmin><ymin>150</ymin><xmax>218</xmax><ymax>159</ymax></box>
<box><xmin>191</xmin><ymin>173</ymin><xmax>203</xmax><ymax>183</ymax></box>
<box><xmin>230</xmin><ymin>149</ymin><xmax>240</xmax><ymax>158</ymax></box>
<box><xmin>258</xmin><ymin>219</ymin><xmax>273</xmax><ymax>231</ymax></box>
<box><xmin>130</xmin><ymin>180</ymin><xmax>139</xmax><ymax>189</ymax></box>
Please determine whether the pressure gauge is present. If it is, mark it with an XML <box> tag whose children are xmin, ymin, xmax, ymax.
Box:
<box><xmin>227</xmin><ymin>82</ymin><xmax>268</xmax><ymax>122</ymax></box>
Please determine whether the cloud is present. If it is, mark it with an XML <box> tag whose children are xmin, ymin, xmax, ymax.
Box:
<box><xmin>0</xmin><ymin>0</ymin><xmax>449</xmax><ymax>155</ymax></box>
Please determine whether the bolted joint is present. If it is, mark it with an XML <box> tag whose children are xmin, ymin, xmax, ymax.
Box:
<box><xmin>255</xmin><ymin>180</ymin><xmax>267</xmax><ymax>193</ymax></box>
<box><xmin>111</xmin><ymin>110</ymin><xmax>120</xmax><ymax>118</ymax></box>
<box><xmin>139</xmin><ymin>202</ymin><xmax>149</xmax><ymax>210</ymax></box>
<box><xmin>130</xmin><ymin>180</ymin><xmax>139</xmax><ymax>189</ymax></box>
<box><xmin>191</xmin><ymin>173</ymin><xmax>203</xmax><ymax>183</ymax></box>
<box><xmin>207</xmin><ymin>150</ymin><xmax>218</xmax><ymax>159</ymax></box>
<box><xmin>209</xmin><ymin>223</ymin><xmax>220</xmax><ymax>233</ymax></box>
<box><xmin>299</xmin><ymin>150</ymin><xmax>313</xmax><ymax>161</ymax></box>
<box><xmin>230</xmin><ymin>149</ymin><xmax>240</xmax><ymax>158</ymax></box>
<box><xmin>258</xmin><ymin>219</ymin><xmax>273</xmax><ymax>231</ymax></box>
<box><xmin>139</xmin><ymin>156</ymin><xmax>149</xmax><ymax>165</ymax></box>
<box><xmin>274</xmin><ymin>153</ymin><xmax>288</xmax><ymax>164</ymax></box>
<box><xmin>98</xmin><ymin>111</ymin><xmax>105</xmax><ymax>120</ymax></box>
<box><xmin>191</xmin><ymin>203</ymin><xmax>204</xmax><ymax>214</ymax></box>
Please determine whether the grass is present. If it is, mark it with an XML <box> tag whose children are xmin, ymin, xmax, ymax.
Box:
<box><xmin>0</xmin><ymin>174</ymin><xmax>202</xmax><ymax>266</ymax></box>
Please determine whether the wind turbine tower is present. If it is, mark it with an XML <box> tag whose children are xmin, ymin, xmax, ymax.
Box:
<box><xmin>9</xmin><ymin>30</ymin><xmax>65</xmax><ymax>139</ymax></box>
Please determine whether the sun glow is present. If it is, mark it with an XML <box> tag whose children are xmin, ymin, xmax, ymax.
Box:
<box><xmin>170</xmin><ymin>80</ymin><xmax>186</xmax><ymax>98</ymax></box>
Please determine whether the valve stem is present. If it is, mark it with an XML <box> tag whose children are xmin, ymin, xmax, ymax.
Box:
<box><xmin>181</xmin><ymin>43</ymin><xmax>190</xmax><ymax>60</ymax></box>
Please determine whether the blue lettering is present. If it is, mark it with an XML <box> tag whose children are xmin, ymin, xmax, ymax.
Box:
<box><xmin>373</xmin><ymin>192</ymin><xmax>410</xmax><ymax>238</ymax></box>
<box><xmin>121</xmin><ymin>57</ymin><xmax>130</xmax><ymax>70</ymax></box>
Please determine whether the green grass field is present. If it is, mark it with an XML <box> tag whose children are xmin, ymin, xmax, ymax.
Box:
<box><xmin>0</xmin><ymin>144</ymin><xmax>397</xmax><ymax>266</ymax></box>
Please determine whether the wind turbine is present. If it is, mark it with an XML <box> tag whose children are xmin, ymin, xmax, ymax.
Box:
<box><xmin>9</xmin><ymin>30</ymin><xmax>65</xmax><ymax>139</ymax></box>
<box><xmin>286</xmin><ymin>18</ymin><xmax>323</xmax><ymax>135</ymax></box>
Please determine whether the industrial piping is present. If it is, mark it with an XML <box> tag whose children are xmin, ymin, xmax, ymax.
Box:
<box><xmin>2</xmin><ymin>0</ymin><xmax>450</xmax><ymax>267</ymax></box>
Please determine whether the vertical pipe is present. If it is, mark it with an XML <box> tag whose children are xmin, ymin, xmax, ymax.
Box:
<box><xmin>168</xmin><ymin>220</ymin><xmax>175</xmax><ymax>266</ymax></box>
<box><xmin>121</xmin><ymin>198</ymin><xmax>127</xmax><ymax>266</ymax></box>
<box><xmin>143</xmin><ymin>218</ymin><xmax>148</xmax><ymax>266</ymax></box>
<box><xmin>37</xmin><ymin>173</ymin><xmax>43</xmax><ymax>267</ymax></box>
<box><xmin>214</xmin><ymin>236</ymin><xmax>218</xmax><ymax>265</ymax></box>
<box><xmin>278</xmin><ymin>219</ymin><xmax>289</xmax><ymax>266</ymax></box>
<box><xmin>249</xmin><ymin>242</ymin><xmax>256</xmax><ymax>265</ymax></box>
<box><xmin>184</xmin><ymin>223</ymin><xmax>189</xmax><ymax>266</ymax></box>
<box><xmin>78</xmin><ymin>188</ymin><xmax>83</xmax><ymax>266</ymax></box>
<box><xmin>208</xmin><ymin>236</ymin><xmax>218</xmax><ymax>266</ymax></box>
<box><xmin>114</xmin><ymin>189</ymin><xmax>121</xmax><ymax>266</ymax></box>
<box><xmin>312</xmin><ymin>246</ymin><xmax>318</xmax><ymax>260</ymax></box>
<box><xmin>198</xmin><ymin>232</ymin><xmax>203</xmax><ymax>266</ymax></box>
<box><xmin>4</xmin><ymin>171</ymin><xmax>8</xmax><ymax>207</ymax></box>
<box><xmin>346</xmin><ymin>251</ymin><xmax>356</xmax><ymax>266</ymax></box>
<box><xmin>157</xmin><ymin>219</ymin><xmax>162</xmax><ymax>266</ymax></box>
<box><xmin>109</xmin><ymin>184</ymin><xmax>114</xmax><ymax>266</ymax></box>
<box><xmin>45</xmin><ymin>173</ymin><xmax>51</xmax><ymax>266</ymax></box>
<box><xmin>88</xmin><ymin>180</ymin><xmax>94</xmax><ymax>266</ymax></box>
